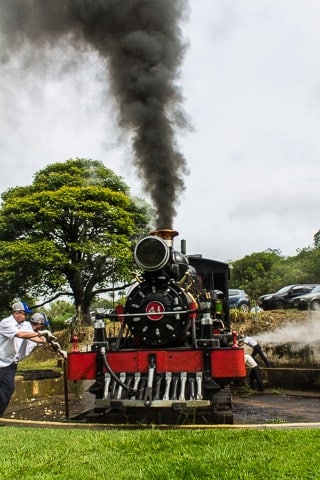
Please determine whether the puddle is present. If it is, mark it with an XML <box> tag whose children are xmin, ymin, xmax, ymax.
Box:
<box><xmin>12</xmin><ymin>376</ymin><xmax>65</xmax><ymax>402</ymax></box>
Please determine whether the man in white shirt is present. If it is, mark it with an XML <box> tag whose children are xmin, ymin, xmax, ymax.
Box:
<box><xmin>242</xmin><ymin>335</ymin><xmax>270</xmax><ymax>367</ymax></box>
<box><xmin>15</xmin><ymin>312</ymin><xmax>47</xmax><ymax>361</ymax></box>
<box><xmin>244</xmin><ymin>353</ymin><xmax>264</xmax><ymax>391</ymax></box>
<box><xmin>0</xmin><ymin>302</ymin><xmax>46</xmax><ymax>422</ymax></box>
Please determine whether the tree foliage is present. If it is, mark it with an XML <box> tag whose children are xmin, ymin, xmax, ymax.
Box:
<box><xmin>230</xmin><ymin>249</ymin><xmax>285</xmax><ymax>299</ymax></box>
<box><xmin>230</xmin><ymin>243</ymin><xmax>320</xmax><ymax>302</ymax></box>
<box><xmin>0</xmin><ymin>158</ymin><xmax>150</xmax><ymax>321</ymax></box>
<box><xmin>313</xmin><ymin>230</ymin><xmax>320</xmax><ymax>248</ymax></box>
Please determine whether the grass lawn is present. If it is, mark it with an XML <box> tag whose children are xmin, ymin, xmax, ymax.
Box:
<box><xmin>0</xmin><ymin>427</ymin><xmax>319</xmax><ymax>479</ymax></box>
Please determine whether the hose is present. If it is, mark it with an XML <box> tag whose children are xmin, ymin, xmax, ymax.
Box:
<box><xmin>100</xmin><ymin>352</ymin><xmax>137</xmax><ymax>397</ymax></box>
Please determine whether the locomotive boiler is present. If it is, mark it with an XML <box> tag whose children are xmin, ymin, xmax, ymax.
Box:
<box><xmin>67</xmin><ymin>229</ymin><xmax>246</xmax><ymax>424</ymax></box>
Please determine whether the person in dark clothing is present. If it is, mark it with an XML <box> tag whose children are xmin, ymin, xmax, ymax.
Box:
<box><xmin>244</xmin><ymin>354</ymin><xmax>265</xmax><ymax>391</ymax></box>
<box><xmin>241</xmin><ymin>335</ymin><xmax>270</xmax><ymax>367</ymax></box>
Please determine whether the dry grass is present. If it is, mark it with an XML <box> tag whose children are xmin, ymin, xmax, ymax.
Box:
<box><xmin>230</xmin><ymin>308</ymin><xmax>310</xmax><ymax>336</ymax></box>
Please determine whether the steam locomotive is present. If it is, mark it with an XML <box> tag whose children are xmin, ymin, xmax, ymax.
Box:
<box><xmin>67</xmin><ymin>229</ymin><xmax>246</xmax><ymax>424</ymax></box>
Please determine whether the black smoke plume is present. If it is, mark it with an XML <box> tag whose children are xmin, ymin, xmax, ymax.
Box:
<box><xmin>0</xmin><ymin>0</ymin><xmax>190</xmax><ymax>228</ymax></box>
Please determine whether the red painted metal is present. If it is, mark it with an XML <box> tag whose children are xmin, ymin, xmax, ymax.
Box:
<box><xmin>210</xmin><ymin>349</ymin><xmax>246</xmax><ymax>378</ymax></box>
<box><xmin>189</xmin><ymin>301</ymin><xmax>197</xmax><ymax>319</ymax></box>
<box><xmin>231</xmin><ymin>330</ymin><xmax>238</xmax><ymax>348</ymax></box>
<box><xmin>106</xmin><ymin>350</ymin><xmax>204</xmax><ymax>373</ymax></box>
<box><xmin>67</xmin><ymin>348</ymin><xmax>246</xmax><ymax>381</ymax></box>
<box><xmin>67</xmin><ymin>352</ymin><xmax>97</xmax><ymax>380</ymax></box>
<box><xmin>72</xmin><ymin>335</ymin><xmax>79</xmax><ymax>352</ymax></box>
<box><xmin>115</xmin><ymin>304</ymin><xmax>124</xmax><ymax>322</ymax></box>
<box><xmin>67</xmin><ymin>350</ymin><xmax>204</xmax><ymax>379</ymax></box>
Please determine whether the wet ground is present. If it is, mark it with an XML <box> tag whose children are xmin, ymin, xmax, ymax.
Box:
<box><xmin>4</xmin><ymin>394</ymin><xmax>84</xmax><ymax>423</ymax></box>
<box><xmin>232</xmin><ymin>390</ymin><xmax>320</xmax><ymax>424</ymax></box>
<box><xmin>3</xmin><ymin>389</ymin><xmax>320</xmax><ymax>426</ymax></box>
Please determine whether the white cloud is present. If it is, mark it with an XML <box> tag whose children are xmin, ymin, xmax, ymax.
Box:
<box><xmin>1</xmin><ymin>0</ymin><xmax>320</xmax><ymax>262</ymax></box>
<box><xmin>174</xmin><ymin>0</ymin><xmax>320</xmax><ymax>260</ymax></box>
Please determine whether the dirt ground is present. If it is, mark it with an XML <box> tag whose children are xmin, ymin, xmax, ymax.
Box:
<box><xmin>232</xmin><ymin>390</ymin><xmax>320</xmax><ymax>424</ymax></box>
<box><xmin>3</xmin><ymin>388</ymin><xmax>320</xmax><ymax>426</ymax></box>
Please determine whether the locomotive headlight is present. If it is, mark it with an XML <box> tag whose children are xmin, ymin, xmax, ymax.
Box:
<box><xmin>134</xmin><ymin>236</ymin><xmax>170</xmax><ymax>271</ymax></box>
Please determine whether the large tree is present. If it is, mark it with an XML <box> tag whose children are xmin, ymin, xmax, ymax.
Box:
<box><xmin>230</xmin><ymin>249</ymin><xmax>285</xmax><ymax>300</ymax></box>
<box><xmin>0</xmin><ymin>158</ymin><xmax>150</xmax><ymax>321</ymax></box>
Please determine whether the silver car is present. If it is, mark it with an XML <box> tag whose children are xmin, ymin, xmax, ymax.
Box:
<box><xmin>293</xmin><ymin>285</ymin><xmax>320</xmax><ymax>310</ymax></box>
<box><xmin>228</xmin><ymin>289</ymin><xmax>250</xmax><ymax>312</ymax></box>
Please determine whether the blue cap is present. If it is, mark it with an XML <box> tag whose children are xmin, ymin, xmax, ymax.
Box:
<box><xmin>12</xmin><ymin>301</ymin><xmax>32</xmax><ymax>314</ymax></box>
<box><xmin>22</xmin><ymin>302</ymin><xmax>33</xmax><ymax>314</ymax></box>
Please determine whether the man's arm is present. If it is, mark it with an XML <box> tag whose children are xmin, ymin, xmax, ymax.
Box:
<box><xmin>15</xmin><ymin>331</ymin><xmax>46</xmax><ymax>343</ymax></box>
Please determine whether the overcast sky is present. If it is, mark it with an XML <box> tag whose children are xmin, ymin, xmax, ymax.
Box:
<box><xmin>1</xmin><ymin>0</ymin><xmax>320</xmax><ymax>262</ymax></box>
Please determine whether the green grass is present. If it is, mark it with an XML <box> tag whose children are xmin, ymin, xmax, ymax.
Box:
<box><xmin>0</xmin><ymin>428</ymin><xmax>320</xmax><ymax>479</ymax></box>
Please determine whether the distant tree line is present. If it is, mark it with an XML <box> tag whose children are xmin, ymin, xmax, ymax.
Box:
<box><xmin>229</xmin><ymin>236</ymin><xmax>320</xmax><ymax>302</ymax></box>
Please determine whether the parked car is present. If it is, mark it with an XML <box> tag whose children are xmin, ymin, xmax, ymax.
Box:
<box><xmin>228</xmin><ymin>289</ymin><xmax>250</xmax><ymax>312</ymax></box>
<box><xmin>292</xmin><ymin>285</ymin><xmax>320</xmax><ymax>310</ymax></box>
<box><xmin>258</xmin><ymin>284</ymin><xmax>319</xmax><ymax>310</ymax></box>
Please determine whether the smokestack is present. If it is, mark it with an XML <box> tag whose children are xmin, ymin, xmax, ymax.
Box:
<box><xmin>0</xmin><ymin>0</ymin><xmax>190</xmax><ymax>228</ymax></box>
<box><xmin>150</xmin><ymin>228</ymin><xmax>179</xmax><ymax>247</ymax></box>
<box><xmin>181</xmin><ymin>239</ymin><xmax>187</xmax><ymax>254</ymax></box>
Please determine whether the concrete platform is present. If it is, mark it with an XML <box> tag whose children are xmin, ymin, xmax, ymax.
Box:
<box><xmin>261</xmin><ymin>367</ymin><xmax>320</xmax><ymax>390</ymax></box>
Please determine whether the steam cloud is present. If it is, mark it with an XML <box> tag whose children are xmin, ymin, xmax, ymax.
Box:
<box><xmin>256</xmin><ymin>313</ymin><xmax>320</xmax><ymax>345</ymax></box>
<box><xmin>0</xmin><ymin>0</ymin><xmax>190</xmax><ymax>228</ymax></box>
